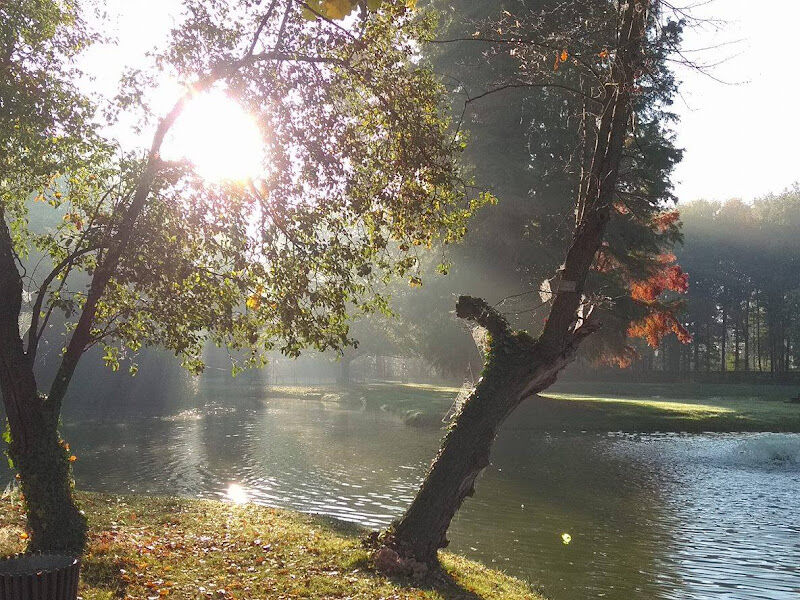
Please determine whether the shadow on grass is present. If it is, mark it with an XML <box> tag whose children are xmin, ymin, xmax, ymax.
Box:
<box><xmin>418</xmin><ymin>568</ymin><xmax>487</xmax><ymax>600</ymax></box>
<box><xmin>350</xmin><ymin>556</ymin><xmax>488</xmax><ymax>600</ymax></box>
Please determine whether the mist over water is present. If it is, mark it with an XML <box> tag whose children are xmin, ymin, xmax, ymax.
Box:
<box><xmin>5</xmin><ymin>375</ymin><xmax>797</xmax><ymax>600</ymax></box>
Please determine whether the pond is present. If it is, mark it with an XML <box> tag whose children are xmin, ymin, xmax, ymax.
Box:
<box><xmin>28</xmin><ymin>378</ymin><xmax>800</xmax><ymax>599</ymax></box>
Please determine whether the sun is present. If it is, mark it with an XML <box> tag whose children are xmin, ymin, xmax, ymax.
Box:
<box><xmin>162</xmin><ymin>89</ymin><xmax>264</xmax><ymax>183</ymax></box>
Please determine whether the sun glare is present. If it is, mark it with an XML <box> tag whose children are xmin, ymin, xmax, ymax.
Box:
<box><xmin>163</xmin><ymin>90</ymin><xmax>264</xmax><ymax>183</ymax></box>
<box><xmin>226</xmin><ymin>483</ymin><xmax>249</xmax><ymax>504</ymax></box>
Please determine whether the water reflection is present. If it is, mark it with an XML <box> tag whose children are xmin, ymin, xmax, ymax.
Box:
<box><xmin>8</xmin><ymin>377</ymin><xmax>798</xmax><ymax>600</ymax></box>
<box><xmin>226</xmin><ymin>483</ymin><xmax>249</xmax><ymax>504</ymax></box>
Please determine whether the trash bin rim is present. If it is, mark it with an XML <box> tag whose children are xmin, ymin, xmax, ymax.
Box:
<box><xmin>0</xmin><ymin>553</ymin><xmax>79</xmax><ymax>577</ymax></box>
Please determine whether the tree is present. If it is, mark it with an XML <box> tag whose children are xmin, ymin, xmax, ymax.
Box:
<box><xmin>0</xmin><ymin>0</ymin><xmax>482</xmax><ymax>552</ymax></box>
<box><xmin>358</xmin><ymin>0</ymin><xmax>687</xmax><ymax>379</ymax></box>
<box><xmin>373</xmin><ymin>0</ymin><xmax>690</xmax><ymax>568</ymax></box>
<box><xmin>672</xmin><ymin>190</ymin><xmax>800</xmax><ymax>375</ymax></box>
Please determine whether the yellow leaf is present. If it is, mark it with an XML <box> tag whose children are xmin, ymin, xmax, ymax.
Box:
<box><xmin>246</xmin><ymin>295</ymin><xmax>261</xmax><ymax>311</ymax></box>
<box><xmin>560</xmin><ymin>49</ymin><xmax>568</xmax><ymax>62</ymax></box>
<box><xmin>322</xmin><ymin>0</ymin><xmax>354</xmax><ymax>20</ymax></box>
<box><xmin>302</xmin><ymin>0</ymin><xmax>323</xmax><ymax>20</ymax></box>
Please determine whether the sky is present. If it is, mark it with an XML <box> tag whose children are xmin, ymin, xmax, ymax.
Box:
<box><xmin>671</xmin><ymin>0</ymin><xmax>800</xmax><ymax>203</ymax></box>
<box><xmin>81</xmin><ymin>0</ymin><xmax>800</xmax><ymax>204</ymax></box>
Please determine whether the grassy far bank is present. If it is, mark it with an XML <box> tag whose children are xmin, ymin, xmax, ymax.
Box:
<box><xmin>0</xmin><ymin>492</ymin><xmax>541</xmax><ymax>600</ymax></box>
<box><xmin>266</xmin><ymin>381</ymin><xmax>800</xmax><ymax>432</ymax></box>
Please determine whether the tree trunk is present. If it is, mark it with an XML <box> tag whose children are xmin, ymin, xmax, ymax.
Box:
<box><xmin>386</xmin><ymin>298</ymin><xmax>588</xmax><ymax>564</ymax></box>
<box><xmin>6</xmin><ymin>395</ymin><xmax>87</xmax><ymax>553</ymax></box>
<box><xmin>337</xmin><ymin>354</ymin><xmax>353</xmax><ymax>385</ymax></box>
<box><xmin>756</xmin><ymin>290</ymin><xmax>763</xmax><ymax>371</ymax></box>
<box><xmin>389</xmin><ymin>356</ymin><xmax>526</xmax><ymax>562</ymax></box>
<box><xmin>721</xmin><ymin>306</ymin><xmax>727</xmax><ymax>372</ymax></box>
<box><xmin>744</xmin><ymin>291</ymin><xmax>750</xmax><ymax>371</ymax></box>
<box><xmin>0</xmin><ymin>211</ymin><xmax>85</xmax><ymax>552</ymax></box>
<box><xmin>733</xmin><ymin>311</ymin><xmax>740</xmax><ymax>371</ymax></box>
<box><xmin>380</xmin><ymin>0</ymin><xmax>648</xmax><ymax>566</ymax></box>
<box><xmin>769</xmin><ymin>293</ymin><xmax>776</xmax><ymax>374</ymax></box>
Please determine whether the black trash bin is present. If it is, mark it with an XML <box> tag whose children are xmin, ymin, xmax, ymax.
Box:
<box><xmin>0</xmin><ymin>554</ymin><xmax>80</xmax><ymax>600</ymax></box>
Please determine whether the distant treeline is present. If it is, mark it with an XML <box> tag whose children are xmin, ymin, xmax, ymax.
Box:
<box><xmin>623</xmin><ymin>188</ymin><xmax>800</xmax><ymax>376</ymax></box>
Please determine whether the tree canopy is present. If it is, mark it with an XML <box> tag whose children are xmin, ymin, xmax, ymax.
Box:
<box><xmin>6</xmin><ymin>0</ymin><xmax>484</xmax><ymax>379</ymax></box>
<box><xmin>0</xmin><ymin>0</ymin><xmax>486</xmax><ymax>552</ymax></box>
<box><xmin>346</xmin><ymin>0</ymin><xmax>688</xmax><ymax>376</ymax></box>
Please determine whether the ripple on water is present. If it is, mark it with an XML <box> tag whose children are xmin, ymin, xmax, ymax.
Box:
<box><xmin>29</xmin><ymin>400</ymin><xmax>800</xmax><ymax>600</ymax></box>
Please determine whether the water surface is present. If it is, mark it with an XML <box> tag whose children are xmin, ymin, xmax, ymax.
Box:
<box><xmin>38</xmin><ymin>379</ymin><xmax>800</xmax><ymax>599</ymax></box>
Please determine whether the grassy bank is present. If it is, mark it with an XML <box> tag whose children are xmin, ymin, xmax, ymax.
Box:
<box><xmin>266</xmin><ymin>382</ymin><xmax>800</xmax><ymax>432</ymax></box>
<box><xmin>265</xmin><ymin>383</ymin><xmax>458</xmax><ymax>427</ymax></box>
<box><xmin>0</xmin><ymin>492</ymin><xmax>540</xmax><ymax>600</ymax></box>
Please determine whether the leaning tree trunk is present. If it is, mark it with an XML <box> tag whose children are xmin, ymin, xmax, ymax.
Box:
<box><xmin>380</xmin><ymin>0</ymin><xmax>648</xmax><ymax>567</ymax></box>
<box><xmin>0</xmin><ymin>212</ymin><xmax>86</xmax><ymax>553</ymax></box>
<box><xmin>387</xmin><ymin>297</ymin><xmax>593</xmax><ymax>563</ymax></box>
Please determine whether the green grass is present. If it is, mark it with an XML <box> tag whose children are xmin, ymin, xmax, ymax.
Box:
<box><xmin>266</xmin><ymin>382</ymin><xmax>459</xmax><ymax>427</ymax></box>
<box><xmin>0</xmin><ymin>492</ymin><xmax>542</xmax><ymax>600</ymax></box>
<box><xmin>267</xmin><ymin>381</ymin><xmax>800</xmax><ymax>432</ymax></box>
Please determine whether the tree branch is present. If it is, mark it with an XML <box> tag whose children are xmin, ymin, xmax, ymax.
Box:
<box><xmin>455</xmin><ymin>295</ymin><xmax>513</xmax><ymax>342</ymax></box>
<box><xmin>46</xmin><ymin>33</ymin><xmax>351</xmax><ymax>409</ymax></box>
<box><xmin>26</xmin><ymin>245</ymin><xmax>98</xmax><ymax>364</ymax></box>
<box><xmin>464</xmin><ymin>82</ymin><xmax>595</xmax><ymax>106</ymax></box>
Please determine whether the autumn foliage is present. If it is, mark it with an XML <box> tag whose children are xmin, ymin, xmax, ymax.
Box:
<box><xmin>593</xmin><ymin>212</ymin><xmax>692</xmax><ymax>368</ymax></box>
<box><xmin>627</xmin><ymin>253</ymin><xmax>691</xmax><ymax>349</ymax></box>
<box><xmin>629</xmin><ymin>254</ymin><xmax>688</xmax><ymax>303</ymax></box>
<box><xmin>628</xmin><ymin>311</ymin><xmax>692</xmax><ymax>347</ymax></box>
<box><xmin>650</xmin><ymin>209</ymin><xmax>680</xmax><ymax>233</ymax></box>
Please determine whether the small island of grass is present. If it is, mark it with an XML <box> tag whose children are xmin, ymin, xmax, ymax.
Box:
<box><xmin>266</xmin><ymin>382</ymin><xmax>800</xmax><ymax>432</ymax></box>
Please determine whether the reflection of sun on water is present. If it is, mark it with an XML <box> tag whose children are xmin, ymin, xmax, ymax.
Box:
<box><xmin>226</xmin><ymin>483</ymin><xmax>249</xmax><ymax>504</ymax></box>
<box><xmin>162</xmin><ymin>90</ymin><xmax>264</xmax><ymax>183</ymax></box>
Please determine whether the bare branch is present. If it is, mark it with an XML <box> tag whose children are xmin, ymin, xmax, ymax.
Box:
<box><xmin>246</xmin><ymin>0</ymin><xmax>281</xmax><ymax>57</ymax></box>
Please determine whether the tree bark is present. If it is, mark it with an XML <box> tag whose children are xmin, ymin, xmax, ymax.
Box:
<box><xmin>743</xmin><ymin>290</ymin><xmax>750</xmax><ymax>371</ymax></box>
<box><xmin>733</xmin><ymin>309</ymin><xmax>739</xmax><ymax>371</ymax></box>
<box><xmin>756</xmin><ymin>290</ymin><xmax>763</xmax><ymax>371</ymax></box>
<box><xmin>387</xmin><ymin>297</ymin><xmax>592</xmax><ymax>564</ymax></box>
<box><xmin>381</xmin><ymin>0</ymin><xmax>648</xmax><ymax>566</ymax></box>
<box><xmin>721</xmin><ymin>305</ymin><xmax>727</xmax><ymax>372</ymax></box>
<box><xmin>0</xmin><ymin>210</ymin><xmax>86</xmax><ymax>552</ymax></box>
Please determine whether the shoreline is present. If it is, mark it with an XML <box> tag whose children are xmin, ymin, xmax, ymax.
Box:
<box><xmin>261</xmin><ymin>382</ymin><xmax>800</xmax><ymax>432</ymax></box>
<box><xmin>0</xmin><ymin>492</ymin><xmax>543</xmax><ymax>600</ymax></box>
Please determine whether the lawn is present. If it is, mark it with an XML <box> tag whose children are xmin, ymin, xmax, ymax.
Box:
<box><xmin>266</xmin><ymin>381</ymin><xmax>800</xmax><ymax>432</ymax></box>
<box><xmin>0</xmin><ymin>492</ymin><xmax>541</xmax><ymax>600</ymax></box>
